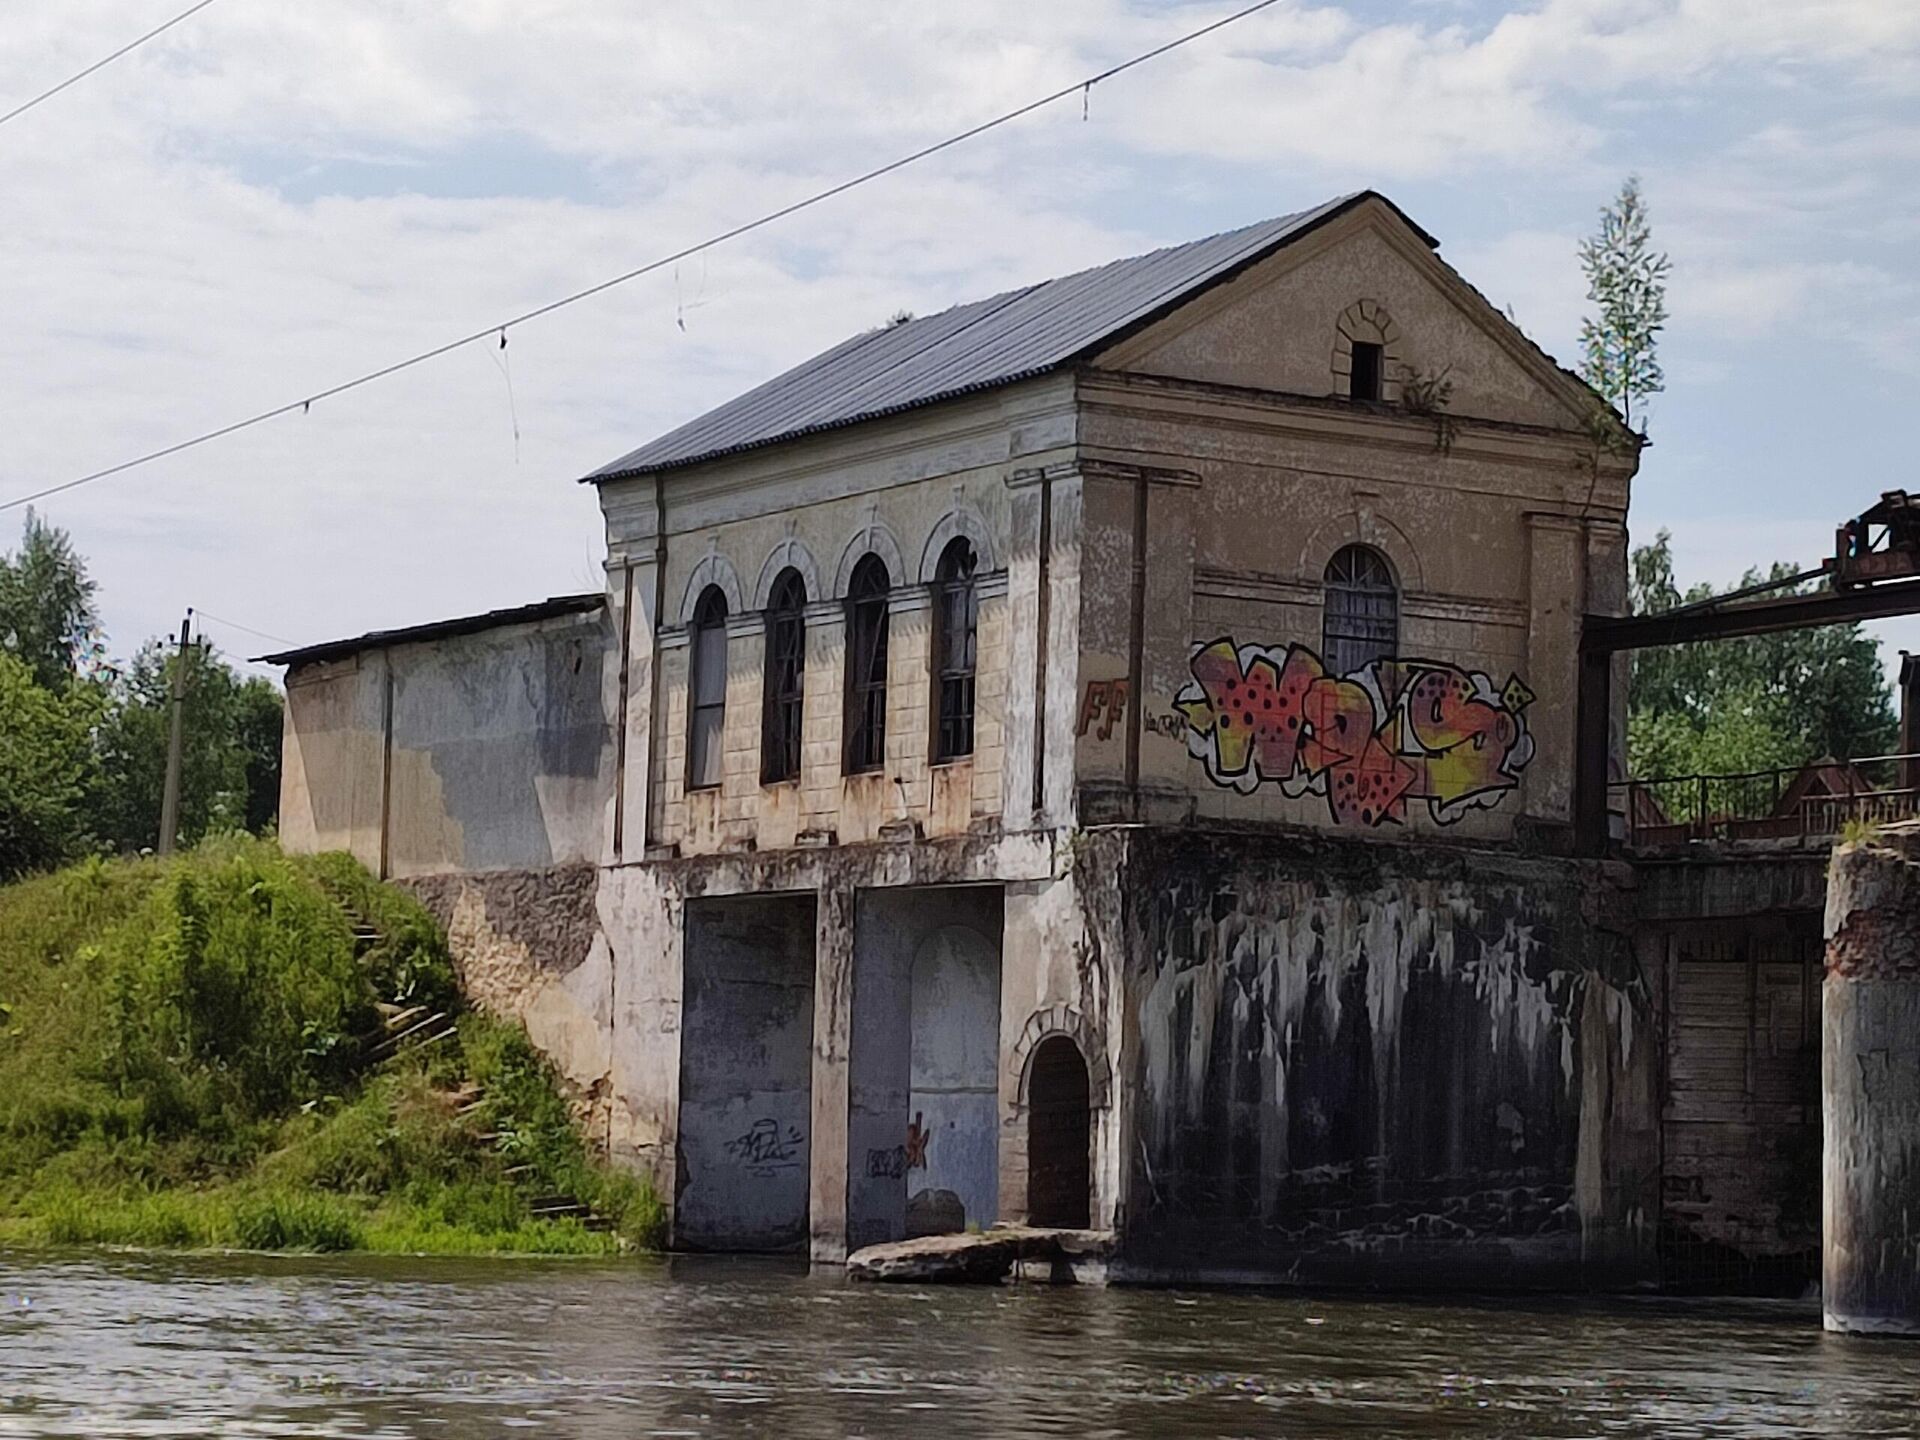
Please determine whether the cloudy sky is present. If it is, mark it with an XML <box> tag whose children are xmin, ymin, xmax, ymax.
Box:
<box><xmin>1</xmin><ymin>0</ymin><xmax>1916</xmax><ymax>683</ymax></box>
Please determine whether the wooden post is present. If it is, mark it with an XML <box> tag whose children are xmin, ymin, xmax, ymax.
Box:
<box><xmin>156</xmin><ymin>610</ymin><xmax>192</xmax><ymax>856</ymax></box>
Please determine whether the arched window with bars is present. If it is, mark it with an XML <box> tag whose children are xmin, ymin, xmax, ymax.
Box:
<box><xmin>932</xmin><ymin>537</ymin><xmax>978</xmax><ymax>762</ymax></box>
<box><xmin>844</xmin><ymin>555</ymin><xmax>890</xmax><ymax>773</ymax></box>
<box><xmin>761</xmin><ymin>567</ymin><xmax>807</xmax><ymax>784</ymax></box>
<box><xmin>1322</xmin><ymin>544</ymin><xmax>1398</xmax><ymax>675</ymax></box>
<box><xmin>687</xmin><ymin>585</ymin><xmax>729</xmax><ymax>790</ymax></box>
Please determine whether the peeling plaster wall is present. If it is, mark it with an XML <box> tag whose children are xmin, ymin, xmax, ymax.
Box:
<box><xmin>402</xmin><ymin>866</ymin><xmax>615</xmax><ymax>1144</ymax></box>
<box><xmin>1115</xmin><ymin>828</ymin><xmax>1657</xmax><ymax>1288</ymax></box>
<box><xmin>279</xmin><ymin>607</ymin><xmax>614</xmax><ymax>878</ymax></box>
<box><xmin>848</xmin><ymin>886</ymin><xmax>1004</xmax><ymax>1250</ymax></box>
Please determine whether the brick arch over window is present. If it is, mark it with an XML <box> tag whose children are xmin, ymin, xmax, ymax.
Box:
<box><xmin>1295</xmin><ymin>510</ymin><xmax>1425</xmax><ymax>594</ymax></box>
<box><xmin>1331</xmin><ymin>298</ymin><xmax>1403</xmax><ymax>402</ymax></box>
<box><xmin>751</xmin><ymin>536</ymin><xmax>823</xmax><ymax>611</ymax></box>
<box><xmin>1009</xmin><ymin>1005</ymin><xmax>1112</xmax><ymax>1109</ymax></box>
<box><xmin>832</xmin><ymin>520</ymin><xmax>906</xmax><ymax>600</ymax></box>
<box><xmin>918</xmin><ymin>505</ymin><xmax>996</xmax><ymax>584</ymax></box>
<box><xmin>679</xmin><ymin>549</ymin><xmax>745</xmax><ymax>625</ymax></box>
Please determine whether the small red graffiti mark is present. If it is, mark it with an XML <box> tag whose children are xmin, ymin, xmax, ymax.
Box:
<box><xmin>904</xmin><ymin>1112</ymin><xmax>929</xmax><ymax>1170</ymax></box>
<box><xmin>1075</xmin><ymin>679</ymin><xmax>1131</xmax><ymax>740</ymax></box>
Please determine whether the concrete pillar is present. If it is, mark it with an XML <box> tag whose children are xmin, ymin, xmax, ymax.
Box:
<box><xmin>1523</xmin><ymin>512</ymin><xmax>1585</xmax><ymax>825</ymax></box>
<box><xmin>1824</xmin><ymin>826</ymin><xmax>1920</xmax><ymax>1335</ymax></box>
<box><xmin>808</xmin><ymin>879</ymin><xmax>854</xmax><ymax>1263</ymax></box>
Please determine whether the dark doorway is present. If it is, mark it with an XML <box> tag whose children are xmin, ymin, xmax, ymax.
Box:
<box><xmin>1027</xmin><ymin>1036</ymin><xmax>1091</xmax><ymax>1229</ymax></box>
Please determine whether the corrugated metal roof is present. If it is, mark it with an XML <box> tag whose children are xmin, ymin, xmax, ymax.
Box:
<box><xmin>586</xmin><ymin>191</ymin><xmax>1429</xmax><ymax>481</ymax></box>
<box><xmin>257</xmin><ymin>593</ymin><xmax>604</xmax><ymax>668</ymax></box>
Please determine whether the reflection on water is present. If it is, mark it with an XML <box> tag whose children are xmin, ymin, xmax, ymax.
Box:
<box><xmin>1</xmin><ymin>1251</ymin><xmax>1917</xmax><ymax>1438</ymax></box>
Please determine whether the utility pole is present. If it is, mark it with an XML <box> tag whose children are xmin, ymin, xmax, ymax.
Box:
<box><xmin>157</xmin><ymin>608</ymin><xmax>192</xmax><ymax>856</ymax></box>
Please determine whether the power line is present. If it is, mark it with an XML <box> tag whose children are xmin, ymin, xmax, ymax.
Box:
<box><xmin>1</xmin><ymin>0</ymin><xmax>1284</xmax><ymax>515</ymax></box>
<box><xmin>0</xmin><ymin>0</ymin><xmax>221</xmax><ymax>131</ymax></box>
<box><xmin>193</xmin><ymin>607</ymin><xmax>298</xmax><ymax>648</ymax></box>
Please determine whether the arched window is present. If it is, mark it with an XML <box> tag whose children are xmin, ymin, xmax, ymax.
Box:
<box><xmin>845</xmin><ymin>555</ymin><xmax>890</xmax><ymax>773</ymax></box>
<box><xmin>932</xmin><ymin>538</ymin><xmax>978</xmax><ymax>762</ymax></box>
<box><xmin>761</xmin><ymin>567</ymin><xmax>807</xmax><ymax>784</ymax></box>
<box><xmin>687</xmin><ymin>586</ymin><xmax>728</xmax><ymax>790</ymax></box>
<box><xmin>1322</xmin><ymin>544</ymin><xmax>1398</xmax><ymax>675</ymax></box>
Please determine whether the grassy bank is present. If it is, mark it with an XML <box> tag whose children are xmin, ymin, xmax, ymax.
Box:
<box><xmin>0</xmin><ymin>838</ymin><xmax>661</xmax><ymax>1255</ymax></box>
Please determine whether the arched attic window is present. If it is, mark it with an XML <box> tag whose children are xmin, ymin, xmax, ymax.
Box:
<box><xmin>761</xmin><ymin>567</ymin><xmax>807</xmax><ymax>784</ymax></box>
<box><xmin>932</xmin><ymin>537</ymin><xmax>978</xmax><ymax>762</ymax></box>
<box><xmin>1322</xmin><ymin>544</ymin><xmax>1398</xmax><ymax>675</ymax></box>
<box><xmin>844</xmin><ymin>555</ymin><xmax>890</xmax><ymax>774</ymax></box>
<box><xmin>687</xmin><ymin>585</ymin><xmax>729</xmax><ymax>790</ymax></box>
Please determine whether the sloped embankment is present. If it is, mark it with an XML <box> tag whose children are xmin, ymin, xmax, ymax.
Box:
<box><xmin>0</xmin><ymin>838</ymin><xmax>661</xmax><ymax>1254</ymax></box>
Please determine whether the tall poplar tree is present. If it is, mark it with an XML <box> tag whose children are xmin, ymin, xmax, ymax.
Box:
<box><xmin>1579</xmin><ymin>176</ymin><xmax>1671</xmax><ymax>433</ymax></box>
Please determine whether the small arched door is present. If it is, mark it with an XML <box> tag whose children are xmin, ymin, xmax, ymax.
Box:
<box><xmin>1027</xmin><ymin>1036</ymin><xmax>1091</xmax><ymax>1229</ymax></box>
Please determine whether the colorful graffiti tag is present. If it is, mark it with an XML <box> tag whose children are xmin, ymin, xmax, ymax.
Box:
<box><xmin>1172</xmin><ymin>638</ymin><xmax>1536</xmax><ymax>826</ymax></box>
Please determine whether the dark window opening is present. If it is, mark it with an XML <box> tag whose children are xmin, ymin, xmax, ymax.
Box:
<box><xmin>1350</xmin><ymin>341</ymin><xmax>1384</xmax><ymax>402</ymax></box>
<box><xmin>1323</xmin><ymin>544</ymin><xmax>1398</xmax><ymax>675</ymax></box>
<box><xmin>688</xmin><ymin>586</ymin><xmax>729</xmax><ymax>790</ymax></box>
<box><xmin>845</xmin><ymin>555</ymin><xmax>890</xmax><ymax>774</ymax></box>
<box><xmin>761</xmin><ymin>568</ymin><xmax>807</xmax><ymax>784</ymax></box>
<box><xmin>932</xmin><ymin>537</ymin><xmax>978</xmax><ymax>762</ymax></box>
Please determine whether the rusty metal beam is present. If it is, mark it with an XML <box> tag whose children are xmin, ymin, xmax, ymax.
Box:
<box><xmin>1583</xmin><ymin>580</ymin><xmax>1920</xmax><ymax>654</ymax></box>
<box><xmin>1576</xmin><ymin>578</ymin><xmax>1920</xmax><ymax>855</ymax></box>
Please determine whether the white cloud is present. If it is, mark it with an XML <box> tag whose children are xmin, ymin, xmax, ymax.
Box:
<box><xmin>0</xmin><ymin>0</ymin><xmax>1913</xmax><ymax>675</ymax></box>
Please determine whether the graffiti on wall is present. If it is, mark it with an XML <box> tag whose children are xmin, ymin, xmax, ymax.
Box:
<box><xmin>1075</xmin><ymin>679</ymin><xmax>1130</xmax><ymax>740</ymax></box>
<box><xmin>724</xmin><ymin>1117</ymin><xmax>805</xmax><ymax>1175</ymax></box>
<box><xmin>1172</xmin><ymin>637</ymin><xmax>1536</xmax><ymax>826</ymax></box>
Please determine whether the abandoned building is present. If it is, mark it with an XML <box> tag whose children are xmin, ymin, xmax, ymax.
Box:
<box><xmin>269</xmin><ymin>189</ymin><xmax>1838</xmax><ymax>1290</ymax></box>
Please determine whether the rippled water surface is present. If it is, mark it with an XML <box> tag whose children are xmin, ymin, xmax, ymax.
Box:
<box><xmin>3</xmin><ymin>1252</ymin><xmax>1918</xmax><ymax>1437</ymax></box>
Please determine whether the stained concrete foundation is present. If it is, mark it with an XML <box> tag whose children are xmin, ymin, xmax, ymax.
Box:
<box><xmin>676</xmin><ymin>894</ymin><xmax>817</xmax><ymax>1252</ymax></box>
<box><xmin>1823</xmin><ymin>829</ymin><xmax>1920</xmax><ymax>1335</ymax></box>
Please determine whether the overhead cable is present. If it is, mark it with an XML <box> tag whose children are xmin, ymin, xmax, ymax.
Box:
<box><xmin>0</xmin><ymin>0</ymin><xmax>222</xmax><ymax>130</ymax></box>
<box><xmin>0</xmin><ymin>0</ymin><xmax>1283</xmax><ymax>513</ymax></box>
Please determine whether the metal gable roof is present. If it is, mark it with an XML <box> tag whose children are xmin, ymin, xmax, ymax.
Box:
<box><xmin>585</xmin><ymin>191</ymin><xmax>1424</xmax><ymax>482</ymax></box>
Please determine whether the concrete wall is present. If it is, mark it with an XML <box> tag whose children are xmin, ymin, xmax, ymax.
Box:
<box><xmin>848</xmin><ymin>886</ymin><xmax>1003</xmax><ymax>1249</ymax></box>
<box><xmin>1113</xmin><ymin>827</ymin><xmax>1658</xmax><ymax>1287</ymax></box>
<box><xmin>676</xmin><ymin>895</ymin><xmax>817</xmax><ymax>1252</ymax></box>
<box><xmin>909</xmin><ymin>919</ymin><xmax>1002</xmax><ymax>1234</ymax></box>
<box><xmin>279</xmin><ymin>605</ymin><xmax>612</xmax><ymax>877</ymax></box>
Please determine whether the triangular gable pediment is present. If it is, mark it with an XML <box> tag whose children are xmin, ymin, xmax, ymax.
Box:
<box><xmin>1089</xmin><ymin>196</ymin><xmax>1603</xmax><ymax>433</ymax></box>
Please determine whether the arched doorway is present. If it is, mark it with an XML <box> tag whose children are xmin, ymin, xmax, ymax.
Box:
<box><xmin>1027</xmin><ymin>1035</ymin><xmax>1091</xmax><ymax>1229</ymax></box>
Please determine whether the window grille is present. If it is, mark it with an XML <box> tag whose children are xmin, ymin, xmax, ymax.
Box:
<box><xmin>687</xmin><ymin>586</ymin><xmax>728</xmax><ymax>790</ymax></box>
<box><xmin>844</xmin><ymin>555</ymin><xmax>890</xmax><ymax>773</ymax></box>
<box><xmin>1322</xmin><ymin>544</ymin><xmax>1398</xmax><ymax>675</ymax></box>
<box><xmin>761</xmin><ymin>568</ymin><xmax>806</xmax><ymax>784</ymax></box>
<box><xmin>933</xmin><ymin>538</ymin><xmax>978</xmax><ymax>762</ymax></box>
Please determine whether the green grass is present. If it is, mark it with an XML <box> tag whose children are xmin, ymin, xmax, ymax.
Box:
<box><xmin>0</xmin><ymin>838</ymin><xmax>663</xmax><ymax>1256</ymax></box>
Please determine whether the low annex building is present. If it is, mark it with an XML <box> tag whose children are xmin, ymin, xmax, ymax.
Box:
<box><xmin>270</xmin><ymin>191</ymin><xmax>1659</xmax><ymax>1284</ymax></box>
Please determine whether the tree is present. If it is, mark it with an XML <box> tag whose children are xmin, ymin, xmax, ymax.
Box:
<box><xmin>1579</xmin><ymin>176</ymin><xmax>1671</xmax><ymax>433</ymax></box>
<box><xmin>92</xmin><ymin>641</ymin><xmax>283</xmax><ymax>854</ymax></box>
<box><xmin>0</xmin><ymin>509</ymin><xmax>102</xmax><ymax>691</ymax></box>
<box><xmin>0</xmin><ymin>652</ymin><xmax>100</xmax><ymax>880</ymax></box>
<box><xmin>1627</xmin><ymin>531</ymin><xmax>1896</xmax><ymax>780</ymax></box>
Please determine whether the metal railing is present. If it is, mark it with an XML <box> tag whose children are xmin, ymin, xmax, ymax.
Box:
<box><xmin>1610</xmin><ymin>753</ymin><xmax>1920</xmax><ymax>847</ymax></box>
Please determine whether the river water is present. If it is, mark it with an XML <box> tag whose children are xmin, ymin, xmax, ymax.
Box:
<box><xmin>2</xmin><ymin>1252</ymin><xmax>1918</xmax><ymax>1438</ymax></box>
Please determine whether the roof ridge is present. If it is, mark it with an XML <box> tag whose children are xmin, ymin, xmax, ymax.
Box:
<box><xmin>586</xmin><ymin>192</ymin><xmax>1394</xmax><ymax>481</ymax></box>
